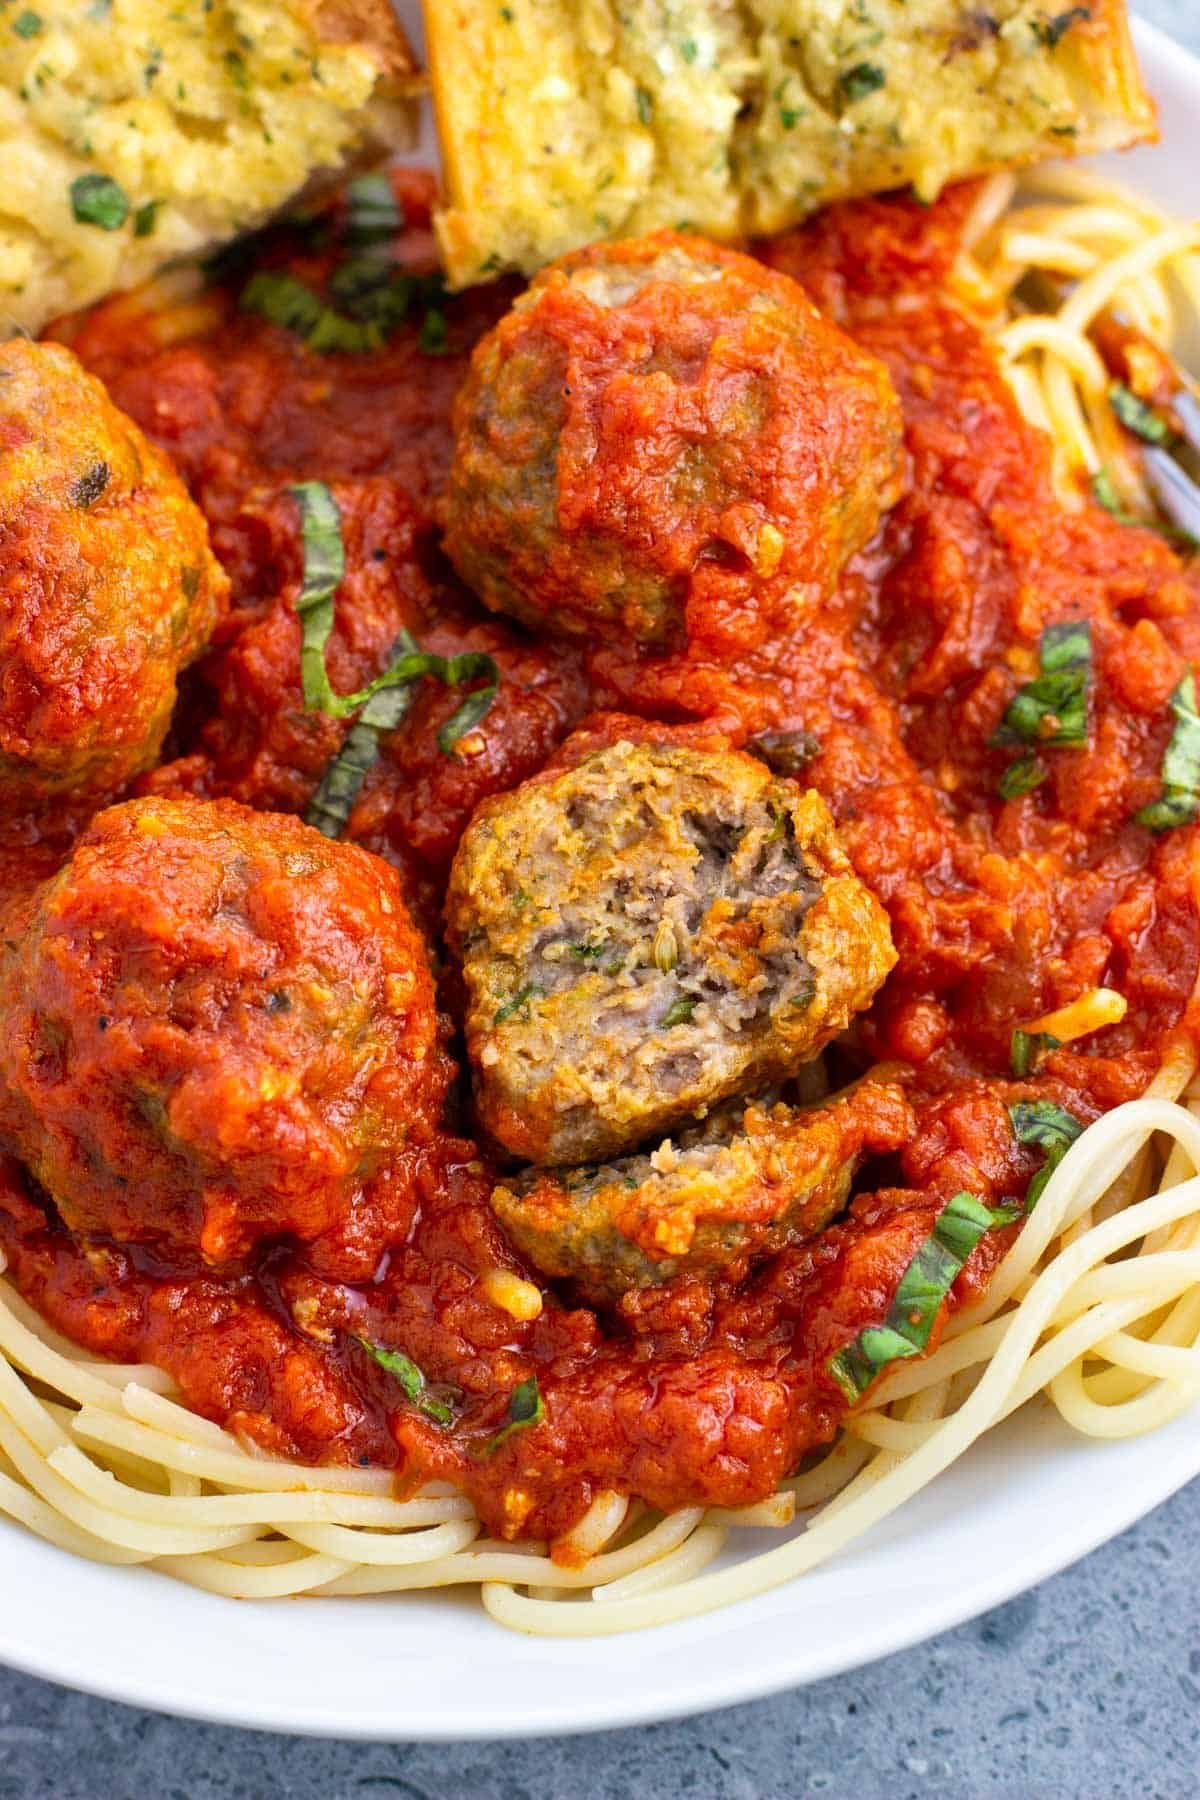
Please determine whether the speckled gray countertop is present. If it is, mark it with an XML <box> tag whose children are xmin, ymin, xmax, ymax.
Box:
<box><xmin>3</xmin><ymin>4</ymin><xmax>1199</xmax><ymax>1794</ymax></box>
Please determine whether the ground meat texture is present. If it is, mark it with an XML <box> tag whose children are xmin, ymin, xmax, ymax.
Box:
<box><xmin>0</xmin><ymin>339</ymin><xmax>226</xmax><ymax>814</ymax></box>
<box><xmin>445</xmin><ymin>740</ymin><xmax>897</xmax><ymax>1164</ymax></box>
<box><xmin>442</xmin><ymin>232</ymin><xmax>904</xmax><ymax>652</ymax></box>
<box><xmin>492</xmin><ymin>1080</ymin><xmax>914</xmax><ymax>1304</ymax></box>
<box><xmin>0</xmin><ymin>796</ymin><xmax>447</xmax><ymax>1273</ymax></box>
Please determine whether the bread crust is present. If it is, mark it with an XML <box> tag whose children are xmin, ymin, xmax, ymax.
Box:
<box><xmin>426</xmin><ymin>0</ymin><xmax>1156</xmax><ymax>288</ymax></box>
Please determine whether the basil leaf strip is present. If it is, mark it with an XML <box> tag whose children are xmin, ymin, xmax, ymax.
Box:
<box><xmin>291</xmin><ymin>484</ymin><xmax>498</xmax><ymax>834</ymax></box>
<box><xmin>1009</xmin><ymin>1099</ymin><xmax>1084</xmax><ymax>1209</ymax></box>
<box><xmin>992</xmin><ymin>621</ymin><xmax>1092</xmax><ymax>750</ymax></box>
<box><xmin>70</xmin><ymin>173</ymin><xmax>130</xmax><ymax>231</ymax></box>
<box><xmin>997</xmin><ymin>752</ymin><xmax>1048</xmax><ymax>800</ymax></box>
<box><xmin>1134</xmin><ymin>672</ymin><xmax>1200</xmax><ymax>833</ymax></box>
<box><xmin>344</xmin><ymin>172</ymin><xmax>404</xmax><ymax>247</ymax></box>
<box><xmin>480</xmin><ymin>1376</ymin><xmax>544</xmax><ymax>1456</ymax></box>
<box><xmin>1091</xmin><ymin>469</ymin><xmax>1199</xmax><ymax>551</ymax></box>
<box><xmin>1109</xmin><ymin>382</ymin><xmax>1171</xmax><ymax>446</ymax></box>
<box><xmin>357</xmin><ymin>1337</ymin><xmax>453</xmax><ymax>1426</ymax></box>
<box><xmin>1010</xmin><ymin>1029</ymin><xmax>1061</xmax><ymax>1077</ymax></box>
<box><xmin>828</xmin><ymin>1192</ymin><xmax>1019</xmax><ymax>1404</ymax></box>
<box><xmin>242</xmin><ymin>271</ymin><xmax>386</xmax><ymax>355</ymax></box>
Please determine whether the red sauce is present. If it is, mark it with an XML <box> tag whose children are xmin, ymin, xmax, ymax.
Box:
<box><xmin>2</xmin><ymin>171</ymin><xmax>1197</xmax><ymax>1545</ymax></box>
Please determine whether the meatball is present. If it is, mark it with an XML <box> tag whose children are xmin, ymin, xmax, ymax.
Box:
<box><xmin>442</xmin><ymin>232</ymin><xmax>904</xmax><ymax>649</ymax></box>
<box><xmin>492</xmin><ymin>1080</ymin><xmax>914</xmax><ymax>1304</ymax></box>
<box><xmin>0</xmin><ymin>339</ymin><xmax>226</xmax><ymax>813</ymax></box>
<box><xmin>445</xmin><ymin>739</ymin><xmax>897</xmax><ymax>1165</ymax></box>
<box><xmin>0</xmin><ymin>796</ymin><xmax>445</xmax><ymax>1270</ymax></box>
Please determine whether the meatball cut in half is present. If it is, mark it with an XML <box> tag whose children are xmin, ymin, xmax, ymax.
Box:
<box><xmin>0</xmin><ymin>339</ymin><xmax>226</xmax><ymax>814</ymax></box>
<box><xmin>442</xmin><ymin>231</ymin><xmax>904</xmax><ymax>650</ymax></box>
<box><xmin>492</xmin><ymin>1079</ymin><xmax>913</xmax><ymax>1304</ymax></box>
<box><xmin>0</xmin><ymin>797</ymin><xmax>445</xmax><ymax>1272</ymax></box>
<box><xmin>445</xmin><ymin>739</ymin><xmax>897</xmax><ymax>1165</ymax></box>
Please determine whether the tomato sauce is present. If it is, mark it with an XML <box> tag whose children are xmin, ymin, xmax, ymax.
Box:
<box><xmin>1</xmin><ymin>171</ymin><xmax>1197</xmax><ymax>1544</ymax></box>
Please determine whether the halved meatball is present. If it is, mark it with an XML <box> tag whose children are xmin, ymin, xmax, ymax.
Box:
<box><xmin>0</xmin><ymin>339</ymin><xmax>226</xmax><ymax>814</ymax></box>
<box><xmin>443</xmin><ymin>231</ymin><xmax>904</xmax><ymax>650</ymax></box>
<box><xmin>445</xmin><ymin>739</ymin><xmax>896</xmax><ymax>1165</ymax></box>
<box><xmin>0</xmin><ymin>796</ymin><xmax>446</xmax><ymax>1272</ymax></box>
<box><xmin>492</xmin><ymin>1080</ymin><xmax>913</xmax><ymax>1304</ymax></box>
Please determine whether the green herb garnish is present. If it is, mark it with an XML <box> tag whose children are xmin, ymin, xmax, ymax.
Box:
<box><xmin>480</xmin><ymin>1376</ymin><xmax>544</xmax><ymax>1455</ymax></box>
<box><xmin>1109</xmin><ymin>382</ymin><xmax>1171</xmax><ymax>446</ymax></box>
<box><xmin>358</xmin><ymin>1338</ymin><xmax>452</xmax><ymax>1426</ymax></box>
<box><xmin>344</xmin><ymin>171</ymin><xmax>404</xmax><ymax>247</ymax></box>
<box><xmin>495</xmin><ymin>983</ymin><xmax>539</xmax><ymax>1025</ymax></box>
<box><xmin>1010</xmin><ymin>1029</ymin><xmax>1061</xmax><ymax>1077</ymax></box>
<box><xmin>1134</xmin><ymin>672</ymin><xmax>1200</xmax><ymax>832</ymax></box>
<box><xmin>70</xmin><ymin>173</ymin><xmax>129</xmax><ymax>231</ymax></box>
<box><xmin>992</xmin><ymin>620</ymin><xmax>1091</xmax><ymax>751</ymax></box>
<box><xmin>291</xmin><ymin>484</ymin><xmax>498</xmax><ymax>834</ymax></box>
<box><xmin>1091</xmin><ymin>470</ymin><xmax>1199</xmax><ymax>551</ymax></box>
<box><xmin>662</xmin><ymin>995</ymin><xmax>697</xmax><ymax>1028</ymax></box>
<box><xmin>133</xmin><ymin>199</ymin><xmax>161</xmax><ymax>239</ymax></box>
<box><xmin>241</xmin><ymin>271</ymin><xmax>384</xmax><ymax>353</ymax></box>
<box><xmin>997</xmin><ymin>752</ymin><xmax>1049</xmax><ymax>800</ymax></box>
<box><xmin>636</xmin><ymin>84</ymin><xmax>654</xmax><ymax>125</ymax></box>
<box><xmin>13</xmin><ymin>10</ymin><xmax>42</xmax><ymax>37</ymax></box>
<box><xmin>828</xmin><ymin>1192</ymin><xmax>1019</xmax><ymax>1403</ymax></box>
<box><xmin>1009</xmin><ymin>1099</ymin><xmax>1084</xmax><ymax>1209</ymax></box>
<box><xmin>838</xmin><ymin>62</ymin><xmax>886</xmax><ymax>105</ymax></box>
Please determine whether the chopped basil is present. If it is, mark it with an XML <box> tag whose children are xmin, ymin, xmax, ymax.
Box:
<box><xmin>13</xmin><ymin>10</ymin><xmax>42</xmax><ymax>37</ymax></box>
<box><xmin>480</xmin><ymin>1376</ymin><xmax>544</xmax><ymax>1455</ymax></box>
<box><xmin>997</xmin><ymin>752</ymin><xmax>1048</xmax><ymax>800</ymax></box>
<box><xmin>1134</xmin><ymin>672</ymin><xmax>1200</xmax><ymax>832</ymax></box>
<box><xmin>992</xmin><ymin>620</ymin><xmax>1091</xmax><ymax>750</ymax></box>
<box><xmin>828</xmin><ymin>1192</ymin><xmax>1019</xmax><ymax>1403</ymax></box>
<box><xmin>1009</xmin><ymin>1099</ymin><xmax>1084</xmax><ymax>1208</ymax></box>
<box><xmin>636</xmin><ymin>84</ymin><xmax>654</xmax><ymax>125</ymax></box>
<box><xmin>70</xmin><ymin>461</ymin><xmax>109</xmax><ymax>509</ymax></box>
<box><xmin>838</xmin><ymin>62</ymin><xmax>886</xmax><ymax>105</ymax></box>
<box><xmin>241</xmin><ymin>271</ymin><xmax>383</xmax><ymax>354</ymax></box>
<box><xmin>662</xmin><ymin>995</ymin><xmax>697</xmax><ymax>1029</ymax></box>
<box><xmin>1010</xmin><ymin>1028</ymin><xmax>1060</xmax><ymax>1077</ymax></box>
<box><xmin>1109</xmin><ymin>382</ymin><xmax>1171</xmax><ymax>446</ymax></box>
<box><xmin>344</xmin><ymin>171</ymin><xmax>404</xmax><ymax>247</ymax></box>
<box><xmin>1033</xmin><ymin>6</ymin><xmax>1091</xmax><ymax>48</ymax></box>
<box><xmin>133</xmin><ymin>199</ymin><xmax>161</xmax><ymax>239</ymax></box>
<box><xmin>358</xmin><ymin>1338</ymin><xmax>452</xmax><ymax>1427</ymax></box>
<box><xmin>291</xmin><ymin>481</ymin><xmax>499</xmax><ymax>725</ymax></box>
<box><xmin>291</xmin><ymin>483</ymin><xmax>498</xmax><ymax>832</ymax></box>
<box><xmin>70</xmin><ymin>173</ymin><xmax>129</xmax><ymax>231</ymax></box>
<box><xmin>495</xmin><ymin>983</ymin><xmax>539</xmax><ymax>1024</ymax></box>
<box><xmin>418</xmin><ymin>307</ymin><xmax>450</xmax><ymax>355</ymax></box>
<box><xmin>569</xmin><ymin>943</ymin><xmax>606</xmax><ymax>960</ymax></box>
<box><xmin>1091</xmin><ymin>469</ymin><xmax>1199</xmax><ymax>550</ymax></box>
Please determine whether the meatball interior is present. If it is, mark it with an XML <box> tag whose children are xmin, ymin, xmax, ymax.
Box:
<box><xmin>445</xmin><ymin>739</ymin><xmax>897</xmax><ymax>1165</ymax></box>
<box><xmin>0</xmin><ymin>339</ymin><xmax>227</xmax><ymax>813</ymax></box>
<box><xmin>492</xmin><ymin>1079</ymin><xmax>914</xmax><ymax>1304</ymax></box>
<box><xmin>0</xmin><ymin>796</ymin><xmax>446</xmax><ymax>1273</ymax></box>
<box><xmin>443</xmin><ymin>231</ymin><xmax>904</xmax><ymax>651</ymax></box>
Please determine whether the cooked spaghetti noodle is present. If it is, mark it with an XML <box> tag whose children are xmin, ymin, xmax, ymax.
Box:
<box><xmin>2</xmin><ymin>164</ymin><xmax>1199</xmax><ymax>1637</ymax></box>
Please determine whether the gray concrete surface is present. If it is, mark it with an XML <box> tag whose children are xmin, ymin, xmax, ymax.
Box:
<box><xmin>2</xmin><ymin>2</ymin><xmax>1198</xmax><ymax>1793</ymax></box>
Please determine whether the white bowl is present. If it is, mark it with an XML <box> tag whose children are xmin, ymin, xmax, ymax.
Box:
<box><xmin>0</xmin><ymin>13</ymin><xmax>1196</xmax><ymax>1742</ymax></box>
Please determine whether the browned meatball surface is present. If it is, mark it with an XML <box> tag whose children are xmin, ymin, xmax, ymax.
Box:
<box><xmin>493</xmin><ymin>1079</ymin><xmax>914</xmax><ymax>1305</ymax></box>
<box><xmin>442</xmin><ymin>232</ymin><xmax>904</xmax><ymax>653</ymax></box>
<box><xmin>0</xmin><ymin>796</ymin><xmax>447</xmax><ymax>1274</ymax></box>
<box><xmin>445</xmin><ymin>739</ymin><xmax>897</xmax><ymax>1165</ymax></box>
<box><xmin>0</xmin><ymin>339</ymin><xmax>227</xmax><ymax>815</ymax></box>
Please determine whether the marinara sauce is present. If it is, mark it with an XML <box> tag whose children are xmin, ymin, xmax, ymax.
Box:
<box><xmin>1</xmin><ymin>171</ymin><xmax>1196</xmax><ymax>1546</ymax></box>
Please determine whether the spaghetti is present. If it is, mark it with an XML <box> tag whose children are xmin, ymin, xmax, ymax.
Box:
<box><xmin>2</xmin><ymin>166</ymin><xmax>1200</xmax><ymax>1636</ymax></box>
